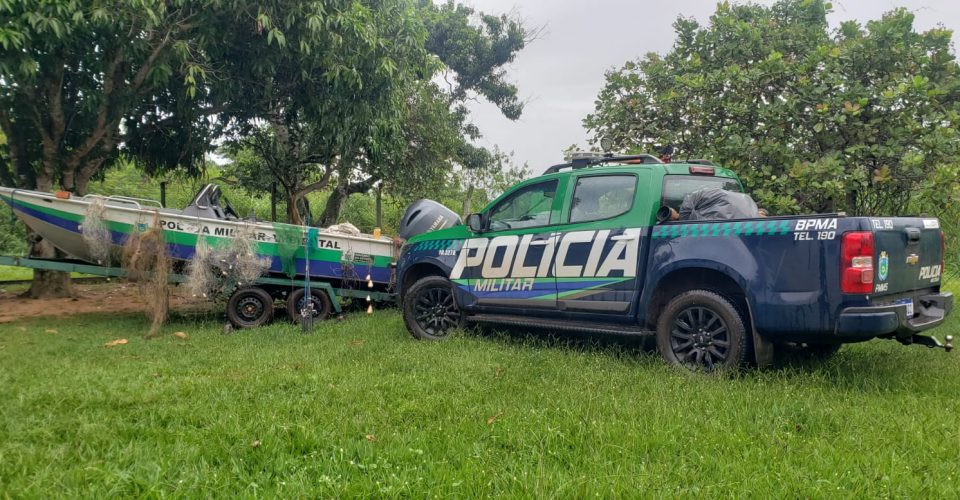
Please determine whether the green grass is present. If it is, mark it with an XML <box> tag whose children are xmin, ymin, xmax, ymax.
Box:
<box><xmin>1</xmin><ymin>303</ymin><xmax>958</xmax><ymax>497</ymax></box>
<box><xmin>0</xmin><ymin>265</ymin><xmax>95</xmax><ymax>282</ymax></box>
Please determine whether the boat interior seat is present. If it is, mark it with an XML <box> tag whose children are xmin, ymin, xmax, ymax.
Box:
<box><xmin>182</xmin><ymin>184</ymin><xmax>240</xmax><ymax>221</ymax></box>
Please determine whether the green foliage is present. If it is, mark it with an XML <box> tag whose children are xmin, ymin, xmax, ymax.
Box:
<box><xmin>1</xmin><ymin>309</ymin><xmax>959</xmax><ymax>495</ymax></box>
<box><xmin>0</xmin><ymin>0</ymin><xmax>222</xmax><ymax>192</ymax></box>
<box><xmin>215</xmin><ymin>1</ymin><xmax>530</xmax><ymax>226</ymax></box>
<box><xmin>0</xmin><ymin>204</ymin><xmax>27</xmax><ymax>255</ymax></box>
<box><xmin>453</xmin><ymin>144</ymin><xmax>529</xmax><ymax>216</ymax></box>
<box><xmin>585</xmin><ymin>0</ymin><xmax>960</xmax><ymax>219</ymax></box>
<box><xmin>421</xmin><ymin>0</ymin><xmax>528</xmax><ymax>120</ymax></box>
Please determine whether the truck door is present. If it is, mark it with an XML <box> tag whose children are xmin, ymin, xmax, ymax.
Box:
<box><xmin>554</xmin><ymin>172</ymin><xmax>645</xmax><ymax>317</ymax></box>
<box><xmin>453</xmin><ymin>178</ymin><xmax>562</xmax><ymax>311</ymax></box>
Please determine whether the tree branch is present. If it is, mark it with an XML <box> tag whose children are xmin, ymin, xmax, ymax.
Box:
<box><xmin>64</xmin><ymin>50</ymin><xmax>125</xmax><ymax>170</ymax></box>
<box><xmin>293</xmin><ymin>165</ymin><xmax>334</xmax><ymax>199</ymax></box>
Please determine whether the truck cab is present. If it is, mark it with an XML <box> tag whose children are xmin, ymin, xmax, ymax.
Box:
<box><xmin>396</xmin><ymin>154</ymin><xmax>953</xmax><ymax>371</ymax></box>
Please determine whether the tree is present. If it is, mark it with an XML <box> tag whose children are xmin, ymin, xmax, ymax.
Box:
<box><xmin>219</xmin><ymin>1</ymin><xmax>532</xmax><ymax>226</ymax></box>
<box><xmin>585</xmin><ymin>0</ymin><xmax>960</xmax><ymax>216</ymax></box>
<box><xmin>0</xmin><ymin>0</ymin><xmax>221</xmax><ymax>297</ymax></box>
<box><xmin>314</xmin><ymin>0</ymin><xmax>533</xmax><ymax>225</ymax></box>
<box><xmin>208</xmin><ymin>0</ymin><xmax>432</xmax><ymax>226</ymax></box>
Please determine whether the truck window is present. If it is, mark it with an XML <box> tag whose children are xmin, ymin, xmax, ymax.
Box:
<box><xmin>661</xmin><ymin>175</ymin><xmax>742</xmax><ymax>211</ymax></box>
<box><xmin>488</xmin><ymin>179</ymin><xmax>558</xmax><ymax>230</ymax></box>
<box><xmin>569</xmin><ymin>174</ymin><xmax>636</xmax><ymax>223</ymax></box>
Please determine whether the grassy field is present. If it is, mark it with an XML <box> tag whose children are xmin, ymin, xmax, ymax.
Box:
<box><xmin>1</xmin><ymin>296</ymin><xmax>959</xmax><ymax>497</ymax></box>
<box><xmin>0</xmin><ymin>264</ymin><xmax>94</xmax><ymax>282</ymax></box>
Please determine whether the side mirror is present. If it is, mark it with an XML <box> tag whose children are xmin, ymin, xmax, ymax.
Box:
<box><xmin>466</xmin><ymin>213</ymin><xmax>484</xmax><ymax>233</ymax></box>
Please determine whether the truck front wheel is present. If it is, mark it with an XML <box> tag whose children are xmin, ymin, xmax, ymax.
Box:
<box><xmin>403</xmin><ymin>276</ymin><xmax>464</xmax><ymax>340</ymax></box>
<box><xmin>656</xmin><ymin>290</ymin><xmax>748</xmax><ymax>372</ymax></box>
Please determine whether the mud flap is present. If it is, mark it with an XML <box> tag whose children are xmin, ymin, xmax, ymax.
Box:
<box><xmin>752</xmin><ymin>328</ymin><xmax>775</xmax><ymax>368</ymax></box>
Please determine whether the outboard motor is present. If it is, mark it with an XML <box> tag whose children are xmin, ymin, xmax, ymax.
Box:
<box><xmin>399</xmin><ymin>199</ymin><xmax>461</xmax><ymax>240</ymax></box>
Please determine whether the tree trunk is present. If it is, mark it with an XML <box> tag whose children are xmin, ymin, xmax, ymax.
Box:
<box><xmin>22</xmin><ymin>171</ymin><xmax>74</xmax><ymax>298</ymax></box>
<box><xmin>22</xmin><ymin>237</ymin><xmax>74</xmax><ymax>299</ymax></box>
<box><xmin>318</xmin><ymin>175</ymin><xmax>380</xmax><ymax>227</ymax></box>
<box><xmin>375</xmin><ymin>185</ymin><xmax>382</xmax><ymax>228</ymax></box>
<box><xmin>286</xmin><ymin>192</ymin><xmax>303</xmax><ymax>225</ymax></box>
<box><xmin>845</xmin><ymin>190</ymin><xmax>859</xmax><ymax>216</ymax></box>
<box><xmin>318</xmin><ymin>183</ymin><xmax>348</xmax><ymax>228</ymax></box>
<box><xmin>299</xmin><ymin>197</ymin><xmax>312</xmax><ymax>225</ymax></box>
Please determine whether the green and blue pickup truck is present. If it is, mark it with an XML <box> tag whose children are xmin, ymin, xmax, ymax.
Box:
<box><xmin>395</xmin><ymin>154</ymin><xmax>953</xmax><ymax>371</ymax></box>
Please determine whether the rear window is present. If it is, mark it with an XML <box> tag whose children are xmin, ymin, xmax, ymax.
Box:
<box><xmin>569</xmin><ymin>174</ymin><xmax>636</xmax><ymax>224</ymax></box>
<box><xmin>661</xmin><ymin>175</ymin><xmax>742</xmax><ymax>211</ymax></box>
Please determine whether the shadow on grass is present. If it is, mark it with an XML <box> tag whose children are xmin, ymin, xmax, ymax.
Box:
<box><xmin>463</xmin><ymin>322</ymin><xmax>657</xmax><ymax>362</ymax></box>
<box><xmin>459</xmin><ymin>322</ymin><xmax>956</xmax><ymax>394</ymax></box>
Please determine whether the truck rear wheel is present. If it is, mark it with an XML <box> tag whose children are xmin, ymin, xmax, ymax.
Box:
<box><xmin>656</xmin><ymin>290</ymin><xmax>748</xmax><ymax>371</ymax></box>
<box><xmin>403</xmin><ymin>276</ymin><xmax>463</xmax><ymax>340</ymax></box>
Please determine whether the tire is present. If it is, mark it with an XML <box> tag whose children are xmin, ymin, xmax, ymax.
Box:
<box><xmin>656</xmin><ymin>289</ymin><xmax>748</xmax><ymax>372</ymax></box>
<box><xmin>227</xmin><ymin>287</ymin><xmax>275</xmax><ymax>329</ymax></box>
<box><xmin>403</xmin><ymin>275</ymin><xmax>464</xmax><ymax>340</ymax></box>
<box><xmin>287</xmin><ymin>288</ymin><xmax>333</xmax><ymax>325</ymax></box>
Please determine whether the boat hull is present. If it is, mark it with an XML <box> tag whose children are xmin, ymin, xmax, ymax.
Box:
<box><xmin>0</xmin><ymin>188</ymin><xmax>397</xmax><ymax>285</ymax></box>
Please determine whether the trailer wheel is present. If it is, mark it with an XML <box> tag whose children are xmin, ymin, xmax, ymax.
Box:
<box><xmin>287</xmin><ymin>288</ymin><xmax>332</xmax><ymax>325</ymax></box>
<box><xmin>227</xmin><ymin>287</ymin><xmax>274</xmax><ymax>329</ymax></box>
<box><xmin>403</xmin><ymin>275</ymin><xmax>463</xmax><ymax>340</ymax></box>
<box><xmin>656</xmin><ymin>290</ymin><xmax>748</xmax><ymax>372</ymax></box>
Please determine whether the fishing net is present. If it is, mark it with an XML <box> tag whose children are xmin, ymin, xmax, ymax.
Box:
<box><xmin>274</xmin><ymin>222</ymin><xmax>303</xmax><ymax>278</ymax></box>
<box><xmin>121</xmin><ymin>212</ymin><xmax>169</xmax><ymax>339</ymax></box>
<box><xmin>184</xmin><ymin>236</ymin><xmax>216</xmax><ymax>299</ymax></box>
<box><xmin>211</xmin><ymin>222</ymin><xmax>272</xmax><ymax>286</ymax></box>
<box><xmin>184</xmin><ymin>222</ymin><xmax>272</xmax><ymax>300</ymax></box>
<box><xmin>81</xmin><ymin>197</ymin><xmax>111</xmax><ymax>264</ymax></box>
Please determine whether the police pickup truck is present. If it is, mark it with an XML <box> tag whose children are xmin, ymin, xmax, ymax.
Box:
<box><xmin>395</xmin><ymin>153</ymin><xmax>953</xmax><ymax>370</ymax></box>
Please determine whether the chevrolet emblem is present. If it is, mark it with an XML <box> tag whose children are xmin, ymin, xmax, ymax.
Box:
<box><xmin>906</xmin><ymin>254</ymin><xmax>919</xmax><ymax>265</ymax></box>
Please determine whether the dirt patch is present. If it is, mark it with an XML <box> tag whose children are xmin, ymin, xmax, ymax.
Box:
<box><xmin>0</xmin><ymin>282</ymin><xmax>211</xmax><ymax>323</ymax></box>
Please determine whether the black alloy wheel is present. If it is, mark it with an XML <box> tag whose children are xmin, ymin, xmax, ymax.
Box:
<box><xmin>656</xmin><ymin>289</ymin><xmax>748</xmax><ymax>372</ymax></box>
<box><xmin>403</xmin><ymin>276</ymin><xmax>464</xmax><ymax>340</ymax></box>
<box><xmin>670</xmin><ymin>306</ymin><xmax>731</xmax><ymax>370</ymax></box>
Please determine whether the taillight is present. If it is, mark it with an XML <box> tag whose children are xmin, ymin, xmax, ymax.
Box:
<box><xmin>841</xmin><ymin>231</ymin><xmax>874</xmax><ymax>294</ymax></box>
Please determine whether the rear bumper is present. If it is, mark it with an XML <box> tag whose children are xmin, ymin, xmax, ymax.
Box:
<box><xmin>836</xmin><ymin>292</ymin><xmax>953</xmax><ymax>338</ymax></box>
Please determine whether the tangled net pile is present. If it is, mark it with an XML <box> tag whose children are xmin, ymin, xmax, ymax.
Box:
<box><xmin>184</xmin><ymin>222</ymin><xmax>272</xmax><ymax>300</ymax></box>
<box><xmin>121</xmin><ymin>212</ymin><xmax>169</xmax><ymax>339</ymax></box>
<box><xmin>81</xmin><ymin>197</ymin><xmax>111</xmax><ymax>264</ymax></box>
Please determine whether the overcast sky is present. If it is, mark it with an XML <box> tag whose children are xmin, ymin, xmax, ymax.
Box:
<box><xmin>461</xmin><ymin>0</ymin><xmax>960</xmax><ymax>173</ymax></box>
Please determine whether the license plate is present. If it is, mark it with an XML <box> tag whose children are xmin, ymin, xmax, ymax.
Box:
<box><xmin>895</xmin><ymin>298</ymin><xmax>914</xmax><ymax>318</ymax></box>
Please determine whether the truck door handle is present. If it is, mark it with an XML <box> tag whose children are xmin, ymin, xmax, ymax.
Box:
<box><xmin>529</xmin><ymin>239</ymin><xmax>550</xmax><ymax>246</ymax></box>
<box><xmin>611</xmin><ymin>234</ymin><xmax>637</xmax><ymax>241</ymax></box>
